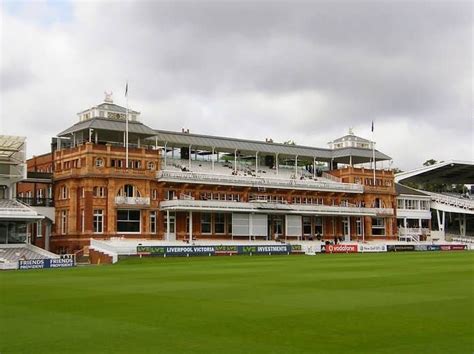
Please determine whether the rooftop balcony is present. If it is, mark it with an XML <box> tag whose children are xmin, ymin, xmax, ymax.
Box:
<box><xmin>157</xmin><ymin>170</ymin><xmax>364</xmax><ymax>193</ymax></box>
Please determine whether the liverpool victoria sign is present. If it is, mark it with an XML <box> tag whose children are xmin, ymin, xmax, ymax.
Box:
<box><xmin>137</xmin><ymin>245</ymin><xmax>297</xmax><ymax>257</ymax></box>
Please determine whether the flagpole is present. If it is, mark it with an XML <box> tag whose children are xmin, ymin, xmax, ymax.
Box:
<box><xmin>372</xmin><ymin>121</ymin><xmax>376</xmax><ymax>186</ymax></box>
<box><xmin>125</xmin><ymin>82</ymin><xmax>129</xmax><ymax>169</ymax></box>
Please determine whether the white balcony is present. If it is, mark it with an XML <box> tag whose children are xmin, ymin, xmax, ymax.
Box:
<box><xmin>160</xmin><ymin>199</ymin><xmax>389</xmax><ymax>216</ymax></box>
<box><xmin>115</xmin><ymin>196</ymin><xmax>150</xmax><ymax>206</ymax></box>
<box><xmin>156</xmin><ymin>170</ymin><xmax>364</xmax><ymax>193</ymax></box>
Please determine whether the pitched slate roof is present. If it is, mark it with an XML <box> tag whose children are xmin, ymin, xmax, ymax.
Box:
<box><xmin>57</xmin><ymin>118</ymin><xmax>156</xmax><ymax>137</ymax></box>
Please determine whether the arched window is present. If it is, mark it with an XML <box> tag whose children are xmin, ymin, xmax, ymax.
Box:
<box><xmin>117</xmin><ymin>184</ymin><xmax>140</xmax><ymax>198</ymax></box>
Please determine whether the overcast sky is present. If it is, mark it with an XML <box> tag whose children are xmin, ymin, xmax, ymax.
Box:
<box><xmin>1</xmin><ymin>0</ymin><xmax>472</xmax><ymax>170</ymax></box>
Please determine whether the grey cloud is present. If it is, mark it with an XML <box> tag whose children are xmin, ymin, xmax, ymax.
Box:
<box><xmin>0</xmin><ymin>0</ymin><xmax>472</xmax><ymax>170</ymax></box>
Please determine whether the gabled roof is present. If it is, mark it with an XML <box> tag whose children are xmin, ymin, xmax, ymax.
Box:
<box><xmin>331</xmin><ymin>134</ymin><xmax>371</xmax><ymax>144</ymax></box>
<box><xmin>57</xmin><ymin>117</ymin><xmax>156</xmax><ymax>137</ymax></box>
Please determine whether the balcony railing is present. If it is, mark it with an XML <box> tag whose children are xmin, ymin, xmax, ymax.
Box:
<box><xmin>398</xmin><ymin>227</ymin><xmax>430</xmax><ymax>235</ymax></box>
<box><xmin>157</xmin><ymin>170</ymin><xmax>364</xmax><ymax>193</ymax></box>
<box><xmin>160</xmin><ymin>199</ymin><xmax>393</xmax><ymax>216</ymax></box>
<box><xmin>16</xmin><ymin>197</ymin><xmax>54</xmax><ymax>207</ymax></box>
<box><xmin>115</xmin><ymin>196</ymin><xmax>150</xmax><ymax>206</ymax></box>
<box><xmin>424</xmin><ymin>191</ymin><xmax>474</xmax><ymax>210</ymax></box>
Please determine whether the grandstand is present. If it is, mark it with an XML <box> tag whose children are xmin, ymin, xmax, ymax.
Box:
<box><xmin>395</xmin><ymin>160</ymin><xmax>474</xmax><ymax>241</ymax></box>
<box><xmin>13</xmin><ymin>95</ymin><xmax>473</xmax><ymax>261</ymax></box>
<box><xmin>0</xmin><ymin>243</ymin><xmax>59</xmax><ymax>270</ymax></box>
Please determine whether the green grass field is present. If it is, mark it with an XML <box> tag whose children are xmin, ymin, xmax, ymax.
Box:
<box><xmin>1</xmin><ymin>252</ymin><xmax>473</xmax><ymax>354</ymax></box>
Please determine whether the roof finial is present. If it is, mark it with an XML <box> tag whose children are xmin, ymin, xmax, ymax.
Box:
<box><xmin>348</xmin><ymin>127</ymin><xmax>354</xmax><ymax>135</ymax></box>
<box><xmin>104</xmin><ymin>91</ymin><xmax>113</xmax><ymax>103</ymax></box>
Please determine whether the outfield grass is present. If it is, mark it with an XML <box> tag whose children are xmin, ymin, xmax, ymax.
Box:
<box><xmin>1</xmin><ymin>252</ymin><xmax>473</xmax><ymax>354</ymax></box>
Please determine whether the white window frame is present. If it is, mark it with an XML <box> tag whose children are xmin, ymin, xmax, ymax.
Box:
<box><xmin>60</xmin><ymin>210</ymin><xmax>68</xmax><ymax>235</ymax></box>
<box><xmin>36</xmin><ymin>221</ymin><xmax>43</xmax><ymax>238</ymax></box>
<box><xmin>93</xmin><ymin>209</ymin><xmax>104</xmax><ymax>234</ymax></box>
<box><xmin>150</xmin><ymin>211</ymin><xmax>157</xmax><ymax>234</ymax></box>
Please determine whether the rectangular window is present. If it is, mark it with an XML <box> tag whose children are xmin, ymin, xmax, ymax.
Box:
<box><xmin>227</xmin><ymin>214</ymin><xmax>232</xmax><ymax>234</ymax></box>
<box><xmin>397</xmin><ymin>199</ymin><xmax>405</xmax><ymax>209</ymax></box>
<box><xmin>163</xmin><ymin>214</ymin><xmax>175</xmax><ymax>234</ymax></box>
<box><xmin>150</xmin><ymin>211</ymin><xmax>156</xmax><ymax>234</ymax></box>
<box><xmin>93</xmin><ymin>186</ymin><xmax>106</xmax><ymax>198</ymax></box>
<box><xmin>36</xmin><ymin>221</ymin><xmax>42</xmax><ymax>238</ymax></box>
<box><xmin>60</xmin><ymin>186</ymin><xmax>68</xmax><ymax>200</ymax></box>
<box><xmin>214</xmin><ymin>213</ymin><xmax>225</xmax><ymax>234</ymax></box>
<box><xmin>420</xmin><ymin>200</ymin><xmax>429</xmax><ymax>210</ymax></box>
<box><xmin>117</xmin><ymin>210</ymin><xmax>141</xmax><ymax>233</ymax></box>
<box><xmin>201</xmin><ymin>213</ymin><xmax>212</xmax><ymax>234</ymax></box>
<box><xmin>60</xmin><ymin>210</ymin><xmax>68</xmax><ymax>235</ymax></box>
<box><xmin>314</xmin><ymin>216</ymin><xmax>323</xmax><ymax>235</ymax></box>
<box><xmin>303</xmin><ymin>216</ymin><xmax>312</xmax><ymax>235</ymax></box>
<box><xmin>356</xmin><ymin>218</ymin><xmax>363</xmax><ymax>236</ymax></box>
<box><xmin>93</xmin><ymin>209</ymin><xmax>104</xmax><ymax>233</ymax></box>
<box><xmin>371</xmin><ymin>217</ymin><xmax>385</xmax><ymax>236</ymax></box>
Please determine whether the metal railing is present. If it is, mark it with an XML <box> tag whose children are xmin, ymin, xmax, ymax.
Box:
<box><xmin>16</xmin><ymin>197</ymin><xmax>54</xmax><ymax>207</ymax></box>
<box><xmin>424</xmin><ymin>191</ymin><xmax>474</xmax><ymax>210</ymax></box>
<box><xmin>160</xmin><ymin>199</ymin><xmax>393</xmax><ymax>216</ymax></box>
<box><xmin>157</xmin><ymin>170</ymin><xmax>364</xmax><ymax>193</ymax></box>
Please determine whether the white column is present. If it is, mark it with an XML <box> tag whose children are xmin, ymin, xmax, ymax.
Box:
<box><xmin>211</xmin><ymin>147</ymin><xmax>215</xmax><ymax>172</ymax></box>
<box><xmin>189</xmin><ymin>211</ymin><xmax>193</xmax><ymax>242</ymax></box>
<box><xmin>313</xmin><ymin>157</ymin><xmax>316</xmax><ymax>178</ymax></box>
<box><xmin>404</xmin><ymin>217</ymin><xmax>407</xmax><ymax>238</ymax></box>
<box><xmin>95</xmin><ymin>131</ymin><xmax>98</xmax><ymax>144</ymax></box>
<box><xmin>347</xmin><ymin>216</ymin><xmax>351</xmax><ymax>242</ymax></box>
<box><xmin>276</xmin><ymin>153</ymin><xmax>279</xmax><ymax>175</ymax></box>
<box><xmin>436</xmin><ymin>210</ymin><xmax>445</xmax><ymax>232</ymax></box>
<box><xmin>234</xmin><ymin>149</ymin><xmax>237</xmax><ymax>173</ymax></box>
<box><xmin>255</xmin><ymin>152</ymin><xmax>258</xmax><ymax>177</ymax></box>
<box><xmin>164</xmin><ymin>142</ymin><xmax>168</xmax><ymax>168</ymax></box>
<box><xmin>362</xmin><ymin>217</ymin><xmax>365</xmax><ymax>242</ymax></box>
<box><xmin>294</xmin><ymin>155</ymin><xmax>298</xmax><ymax>177</ymax></box>
<box><xmin>459</xmin><ymin>213</ymin><xmax>466</xmax><ymax>237</ymax></box>
<box><xmin>249</xmin><ymin>213</ymin><xmax>253</xmax><ymax>241</ymax></box>
<box><xmin>166</xmin><ymin>210</ymin><xmax>170</xmax><ymax>240</ymax></box>
<box><xmin>188</xmin><ymin>145</ymin><xmax>192</xmax><ymax>170</ymax></box>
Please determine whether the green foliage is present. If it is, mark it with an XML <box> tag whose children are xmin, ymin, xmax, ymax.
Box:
<box><xmin>1</xmin><ymin>253</ymin><xmax>473</xmax><ymax>354</ymax></box>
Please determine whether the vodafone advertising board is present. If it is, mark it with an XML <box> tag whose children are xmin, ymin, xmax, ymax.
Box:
<box><xmin>325</xmin><ymin>244</ymin><xmax>358</xmax><ymax>253</ymax></box>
